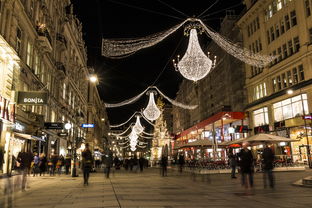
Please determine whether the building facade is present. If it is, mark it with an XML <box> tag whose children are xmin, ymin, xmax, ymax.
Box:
<box><xmin>0</xmin><ymin>0</ymin><xmax>109</xmax><ymax>175</ymax></box>
<box><xmin>172</xmin><ymin>13</ymin><xmax>247</xmax><ymax>160</ymax></box>
<box><xmin>237</xmin><ymin>0</ymin><xmax>312</xmax><ymax>163</ymax></box>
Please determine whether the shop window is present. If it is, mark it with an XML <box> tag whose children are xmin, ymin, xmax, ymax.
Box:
<box><xmin>285</xmin><ymin>14</ymin><xmax>290</xmax><ymax>30</ymax></box>
<box><xmin>253</xmin><ymin>107</ymin><xmax>269</xmax><ymax>126</ymax></box>
<box><xmin>298</xmin><ymin>65</ymin><xmax>304</xmax><ymax>81</ymax></box>
<box><xmin>306</xmin><ymin>0</ymin><xmax>311</xmax><ymax>17</ymax></box>
<box><xmin>293</xmin><ymin>37</ymin><xmax>300</xmax><ymax>52</ymax></box>
<box><xmin>293</xmin><ymin>67</ymin><xmax>298</xmax><ymax>84</ymax></box>
<box><xmin>288</xmin><ymin>40</ymin><xmax>293</xmax><ymax>56</ymax></box>
<box><xmin>273</xmin><ymin>94</ymin><xmax>309</xmax><ymax>121</ymax></box>
<box><xmin>287</xmin><ymin>70</ymin><xmax>292</xmax><ymax>86</ymax></box>
<box><xmin>290</xmin><ymin>10</ymin><xmax>297</xmax><ymax>26</ymax></box>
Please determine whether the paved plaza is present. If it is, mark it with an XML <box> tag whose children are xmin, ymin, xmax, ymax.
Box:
<box><xmin>1</xmin><ymin>168</ymin><xmax>312</xmax><ymax>208</ymax></box>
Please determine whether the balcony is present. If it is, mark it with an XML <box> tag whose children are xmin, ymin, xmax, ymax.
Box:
<box><xmin>36</xmin><ymin>24</ymin><xmax>53</xmax><ymax>53</ymax></box>
<box><xmin>56</xmin><ymin>33</ymin><xmax>67</xmax><ymax>50</ymax></box>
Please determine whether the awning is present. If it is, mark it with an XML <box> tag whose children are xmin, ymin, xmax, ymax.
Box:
<box><xmin>14</xmin><ymin>133</ymin><xmax>45</xmax><ymax>142</ymax></box>
<box><xmin>181</xmin><ymin>139</ymin><xmax>214</xmax><ymax>148</ymax></box>
<box><xmin>227</xmin><ymin>133</ymin><xmax>298</xmax><ymax>145</ymax></box>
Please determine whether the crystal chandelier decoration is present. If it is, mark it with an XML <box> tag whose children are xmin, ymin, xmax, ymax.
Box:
<box><xmin>133</xmin><ymin>115</ymin><xmax>144</xmax><ymax>134</ymax></box>
<box><xmin>143</xmin><ymin>91</ymin><xmax>161</xmax><ymax>121</ymax></box>
<box><xmin>173</xmin><ymin>26</ymin><xmax>216</xmax><ymax>82</ymax></box>
<box><xmin>129</xmin><ymin>128</ymin><xmax>138</xmax><ymax>152</ymax></box>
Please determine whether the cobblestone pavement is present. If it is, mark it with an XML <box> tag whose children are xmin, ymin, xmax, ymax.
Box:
<box><xmin>1</xmin><ymin>168</ymin><xmax>312</xmax><ymax>208</ymax></box>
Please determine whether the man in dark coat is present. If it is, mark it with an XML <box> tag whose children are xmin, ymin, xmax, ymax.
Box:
<box><xmin>238</xmin><ymin>142</ymin><xmax>254</xmax><ymax>190</ymax></box>
<box><xmin>17</xmin><ymin>151</ymin><xmax>33</xmax><ymax>191</ymax></box>
<box><xmin>262</xmin><ymin>143</ymin><xmax>275</xmax><ymax>188</ymax></box>
<box><xmin>82</xmin><ymin>143</ymin><xmax>93</xmax><ymax>185</ymax></box>
<box><xmin>161</xmin><ymin>155</ymin><xmax>168</xmax><ymax>177</ymax></box>
<box><xmin>228</xmin><ymin>151</ymin><xmax>238</xmax><ymax>179</ymax></box>
<box><xmin>104</xmin><ymin>149</ymin><xmax>113</xmax><ymax>178</ymax></box>
<box><xmin>178</xmin><ymin>154</ymin><xmax>185</xmax><ymax>173</ymax></box>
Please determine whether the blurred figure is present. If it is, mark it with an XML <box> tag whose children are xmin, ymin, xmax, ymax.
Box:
<box><xmin>228</xmin><ymin>151</ymin><xmax>238</xmax><ymax>179</ymax></box>
<box><xmin>161</xmin><ymin>155</ymin><xmax>168</xmax><ymax>177</ymax></box>
<box><xmin>82</xmin><ymin>143</ymin><xmax>93</xmax><ymax>185</ymax></box>
<box><xmin>139</xmin><ymin>156</ymin><xmax>145</xmax><ymax>172</ymax></box>
<box><xmin>133</xmin><ymin>155</ymin><xmax>139</xmax><ymax>173</ymax></box>
<box><xmin>262</xmin><ymin>143</ymin><xmax>275</xmax><ymax>189</ymax></box>
<box><xmin>39</xmin><ymin>153</ymin><xmax>47</xmax><ymax>176</ymax></box>
<box><xmin>17</xmin><ymin>151</ymin><xmax>32</xmax><ymax>191</ymax></box>
<box><xmin>47</xmin><ymin>156</ymin><xmax>54</xmax><ymax>176</ymax></box>
<box><xmin>33</xmin><ymin>153</ymin><xmax>39</xmax><ymax>177</ymax></box>
<box><xmin>124</xmin><ymin>158</ymin><xmax>129</xmax><ymax>170</ymax></box>
<box><xmin>178</xmin><ymin>154</ymin><xmax>185</xmax><ymax>173</ymax></box>
<box><xmin>129</xmin><ymin>157</ymin><xmax>134</xmax><ymax>171</ymax></box>
<box><xmin>114</xmin><ymin>156</ymin><xmax>120</xmax><ymax>170</ymax></box>
<box><xmin>65</xmin><ymin>155</ymin><xmax>71</xmax><ymax>175</ymax></box>
<box><xmin>238</xmin><ymin>142</ymin><xmax>254</xmax><ymax>192</ymax></box>
<box><xmin>104</xmin><ymin>149</ymin><xmax>113</xmax><ymax>178</ymax></box>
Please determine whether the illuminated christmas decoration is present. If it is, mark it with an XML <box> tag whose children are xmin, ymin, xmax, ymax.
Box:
<box><xmin>130</xmin><ymin>147</ymin><xmax>137</xmax><ymax>151</ymax></box>
<box><xmin>173</xmin><ymin>28</ymin><xmax>216</xmax><ymax>81</ymax></box>
<box><xmin>143</xmin><ymin>92</ymin><xmax>161</xmax><ymax>121</ymax></box>
<box><xmin>133</xmin><ymin>116</ymin><xmax>144</xmax><ymax>134</ymax></box>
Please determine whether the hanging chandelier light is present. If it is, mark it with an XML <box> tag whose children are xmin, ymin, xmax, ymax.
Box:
<box><xmin>130</xmin><ymin>146</ymin><xmax>137</xmax><ymax>151</ymax></box>
<box><xmin>173</xmin><ymin>26</ymin><xmax>216</xmax><ymax>82</ymax></box>
<box><xmin>143</xmin><ymin>91</ymin><xmax>161</xmax><ymax>121</ymax></box>
<box><xmin>133</xmin><ymin>115</ymin><xmax>144</xmax><ymax>134</ymax></box>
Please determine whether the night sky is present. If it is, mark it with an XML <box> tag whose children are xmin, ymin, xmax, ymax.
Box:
<box><xmin>72</xmin><ymin>0</ymin><xmax>244</xmax><ymax>125</ymax></box>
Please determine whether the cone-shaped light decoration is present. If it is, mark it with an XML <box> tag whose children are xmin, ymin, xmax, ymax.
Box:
<box><xmin>143</xmin><ymin>92</ymin><xmax>161</xmax><ymax>121</ymax></box>
<box><xmin>129</xmin><ymin>129</ymin><xmax>138</xmax><ymax>141</ymax></box>
<box><xmin>130</xmin><ymin>147</ymin><xmax>137</xmax><ymax>151</ymax></box>
<box><xmin>133</xmin><ymin>116</ymin><xmax>144</xmax><ymax>134</ymax></box>
<box><xmin>175</xmin><ymin>29</ymin><xmax>213</xmax><ymax>82</ymax></box>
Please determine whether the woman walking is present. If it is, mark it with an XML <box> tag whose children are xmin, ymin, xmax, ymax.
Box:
<box><xmin>82</xmin><ymin>143</ymin><xmax>93</xmax><ymax>185</ymax></box>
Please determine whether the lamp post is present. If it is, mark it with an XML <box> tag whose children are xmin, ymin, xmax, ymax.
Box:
<box><xmin>287</xmin><ymin>89</ymin><xmax>311</xmax><ymax>168</ymax></box>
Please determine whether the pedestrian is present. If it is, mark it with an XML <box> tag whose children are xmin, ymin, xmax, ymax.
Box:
<box><xmin>237</xmin><ymin>142</ymin><xmax>254</xmax><ymax>193</ymax></box>
<box><xmin>139</xmin><ymin>156</ymin><xmax>145</xmax><ymax>172</ymax></box>
<box><xmin>39</xmin><ymin>153</ymin><xmax>47</xmax><ymax>176</ymax></box>
<box><xmin>133</xmin><ymin>155</ymin><xmax>139</xmax><ymax>173</ymax></box>
<box><xmin>161</xmin><ymin>155</ymin><xmax>168</xmax><ymax>177</ymax></box>
<box><xmin>82</xmin><ymin>143</ymin><xmax>93</xmax><ymax>185</ymax></box>
<box><xmin>33</xmin><ymin>153</ymin><xmax>39</xmax><ymax>177</ymax></box>
<box><xmin>228</xmin><ymin>151</ymin><xmax>238</xmax><ymax>179</ymax></box>
<box><xmin>129</xmin><ymin>157</ymin><xmax>134</xmax><ymax>171</ymax></box>
<box><xmin>17</xmin><ymin>151</ymin><xmax>32</xmax><ymax>191</ymax></box>
<box><xmin>262</xmin><ymin>143</ymin><xmax>275</xmax><ymax>189</ymax></box>
<box><xmin>113</xmin><ymin>156</ymin><xmax>120</xmax><ymax>170</ymax></box>
<box><xmin>104</xmin><ymin>150</ymin><xmax>113</xmax><ymax>178</ymax></box>
<box><xmin>178</xmin><ymin>154</ymin><xmax>185</xmax><ymax>173</ymax></box>
<box><xmin>65</xmin><ymin>155</ymin><xmax>71</xmax><ymax>175</ymax></box>
<box><xmin>51</xmin><ymin>154</ymin><xmax>58</xmax><ymax>176</ymax></box>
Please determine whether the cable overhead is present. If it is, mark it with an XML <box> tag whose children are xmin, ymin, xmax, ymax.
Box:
<box><xmin>106</xmin><ymin>0</ymin><xmax>184</xmax><ymax>20</ymax></box>
<box><xmin>197</xmin><ymin>0</ymin><xmax>220</xmax><ymax>18</ymax></box>
<box><xmin>200</xmin><ymin>2</ymin><xmax>243</xmax><ymax>19</ymax></box>
<box><xmin>157</xmin><ymin>0</ymin><xmax>189</xmax><ymax>18</ymax></box>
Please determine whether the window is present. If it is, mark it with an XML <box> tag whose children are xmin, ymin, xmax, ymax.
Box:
<box><xmin>309</xmin><ymin>28</ymin><xmax>312</xmax><ymax>44</ymax></box>
<box><xmin>277</xmin><ymin>0</ymin><xmax>283</xmax><ymax>10</ymax></box>
<box><xmin>272</xmin><ymin>78</ymin><xmax>277</xmax><ymax>92</ymax></box>
<box><xmin>285</xmin><ymin>14</ymin><xmax>290</xmax><ymax>30</ymax></box>
<box><xmin>298</xmin><ymin>65</ymin><xmax>305</xmax><ymax>81</ymax></box>
<box><xmin>273</xmin><ymin>94</ymin><xmax>309</xmax><ymax>121</ymax></box>
<box><xmin>34</xmin><ymin>52</ymin><xmax>39</xmax><ymax>74</ymax></box>
<box><xmin>293</xmin><ymin>67</ymin><xmax>298</xmax><ymax>84</ymax></box>
<box><xmin>277</xmin><ymin>47</ymin><xmax>282</xmax><ymax>62</ymax></box>
<box><xmin>288</xmin><ymin>40</ymin><xmax>293</xmax><ymax>55</ymax></box>
<box><xmin>247</xmin><ymin>25</ymin><xmax>250</xmax><ymax>37</ymax></box>
<box><xmin>275</xmin><ymin>24</ymin><xmax>280</xmax><ymax>38</ymax></box>
<box><xmin>277</xmin><ymin>76</ymin><xmax>282</xmax><ymax>90</ymax></box>
<box><xmin>270</xmin><ymin>27</ymin><xmax>275</xmax><ymax>41</ymax></box>
<box><xmin>293</xmin><ymin>37</ymin><xmax>300</xmax><ymax>52</ymax></box>
<box><xmin>255</xmin><ymin>40</ymin><xmax>259</xmax><ymax>52</ymax></box>
<box><xmin>253</xmin><ymin>83</ymin><xmax>267</xmax><ymax>100</ymax></box>
<box><xmin>267</xmin><ymin>31</ymin><xmax>271</xmax><ymax>44</ymax></box>
<box><xmin>256</xmin><ymin>17</ymin><xmax>260</xmax><ymax>29</ymax></box>
<box><xmin>26</xmin><ymin>41</ymin><xmax>33</xmax><ymax>67</ymax></box>
<box><xmin>272</xmin><ymin>50</ymin><xmax>277</xmax><ymax>64</ymax></box>
<box><xmin>290</xmin><ymin>10</ymin><xmax>297</xmax><ymax>26</ymax></box>
<box><xmin>306</xmin><ymin>0</ymin><xmax>311</xmax><ymax>17</ymax></box>
<box><xmin>253</xmin><ymin>107</ymin><xmax>269</xmax><ymax>126</ymax></box>
<box><xmin>287</xmin><ymin>70</ymin><xmax>292</xmax><ymax>86</ymax></box>
<box><xmin>16</xmin><ymin>27</ymin><xmax>22</xmax><ymax>54</ymax></box>
<box><xmin>280</xmin><ymin>19</ymin><xmax>285</xmax><ymax>34</ymax></box>
<box><xmin>62</xmin><ymin>82</ymin><xmax>66</xmax><ymax>99</ymax></box>
<box><xmin>282</xmin><ymin>73</ymin><xmax>287</xmax><ymax>88</ymax></box>
<box><xmin>282</xmin><ymin>44</ymin><xmax>287</xmax><ymax>59</ymax></box>
<box><xmin>259</xmin><ymin>39</ymin><xmax>262</xmax><ymax>50</ymax></box>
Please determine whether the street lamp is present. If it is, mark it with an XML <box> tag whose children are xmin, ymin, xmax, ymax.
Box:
<box><xmin>89</xmin><ymin>74</ymin><xmax>98</xmax><ymax>83</ymax></box>
<box><xmin>64</xmin><ymin>122</ymin><xmax>79</xmax><ymax>177</ymax></box>
<box><xmin>287</xmin><ymin>88</ymin><xmax>311</xmax><ymax>168</ymax></box>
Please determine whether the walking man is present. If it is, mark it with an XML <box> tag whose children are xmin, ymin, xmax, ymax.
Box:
<box><xmin>238</xmin><ymin>142</ymin><xmax>254</xmax><ymax>193</ymax></box>
<box><xmin>104</xmin><ymin>149</ymin><xmax>113</xmax><ymax>178</ymax></box>
<box><xmin>262</xmin><ymin>143</ymin><xmax>275</xmax><ymax>189</ymax></box>
<box><xmin>82</xmin><ymin>143</ymin><xmax>93</xmax><ymax>186</ymax></box>
<box><xmin>178</xmin><ymin>154</ymin><xmax>185</xmax><ymax>173</ymax></box>
<box><xmin>228</xmin><ymin>151</ymin><xmax>238</xmax><ymax>179</ymax></box>
<box><xmin>161</xmin><ymin>155</ymin><xmax>168</xmax><ymax>177</ymax></box>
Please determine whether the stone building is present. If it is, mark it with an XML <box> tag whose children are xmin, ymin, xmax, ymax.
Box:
<box><xmin>237</xmin><ymin>0</ymin><xmax>312</xmax><ymax>163</ymax></box>
<box><xmin>0</xmin><ymin>0</ymin><xmax>109</xmax><ymax>175</ymax></box>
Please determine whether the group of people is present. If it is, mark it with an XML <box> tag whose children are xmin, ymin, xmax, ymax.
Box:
<box><xmin>229</xmin><ymin>142</ymin><xmax>275</xmax><ymax>193</ymax></box>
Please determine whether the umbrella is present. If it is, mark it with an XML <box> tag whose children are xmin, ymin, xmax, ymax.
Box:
<box><xmin>180</xmin><ymin>139</ymin><xmax>214</xmax><ymax>148</ymax></box>
<box><xmin>227</xmin><ymin>133</ymin><xmax>298</xmax><ymax>145</ymax></box>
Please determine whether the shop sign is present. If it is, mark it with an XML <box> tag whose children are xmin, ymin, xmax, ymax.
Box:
<box><xmin>58</xmin><ymin>132</ymin><xmax>68</xmax><ymax>137</ymax></box>
<box><xmin>303</xmin><ymin>115</ymin><xmax>312</xmax><ymax>120</ymax></box>
<box><xmin>17</xmin><ymin>91</ymin><xmax>48</xmax><ymax>105</ymax></box>
<box><xmin>235</xmin><ymin>125</ymin><xmax>249</xmax><ymax>133</ymax></box>
<box><xmin>81</xmin><ymin>123</ymin><xmax>94</xmax><ymax>128</ymax></box>
<box><xmin>44</xmin><ymin>122</ymin><xmax>64</xmax><ymax>129</ymax></box>
<box><xmin>0</xmin><ymin>95</ymin><xmax>15</xmax><ymax>122</ymax></box>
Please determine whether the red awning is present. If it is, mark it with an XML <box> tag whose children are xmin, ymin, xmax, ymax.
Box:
<box><xmin>175</xmin><ymin>112</ymin><xmax>245</xmax><ymax>139</ymax></box>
